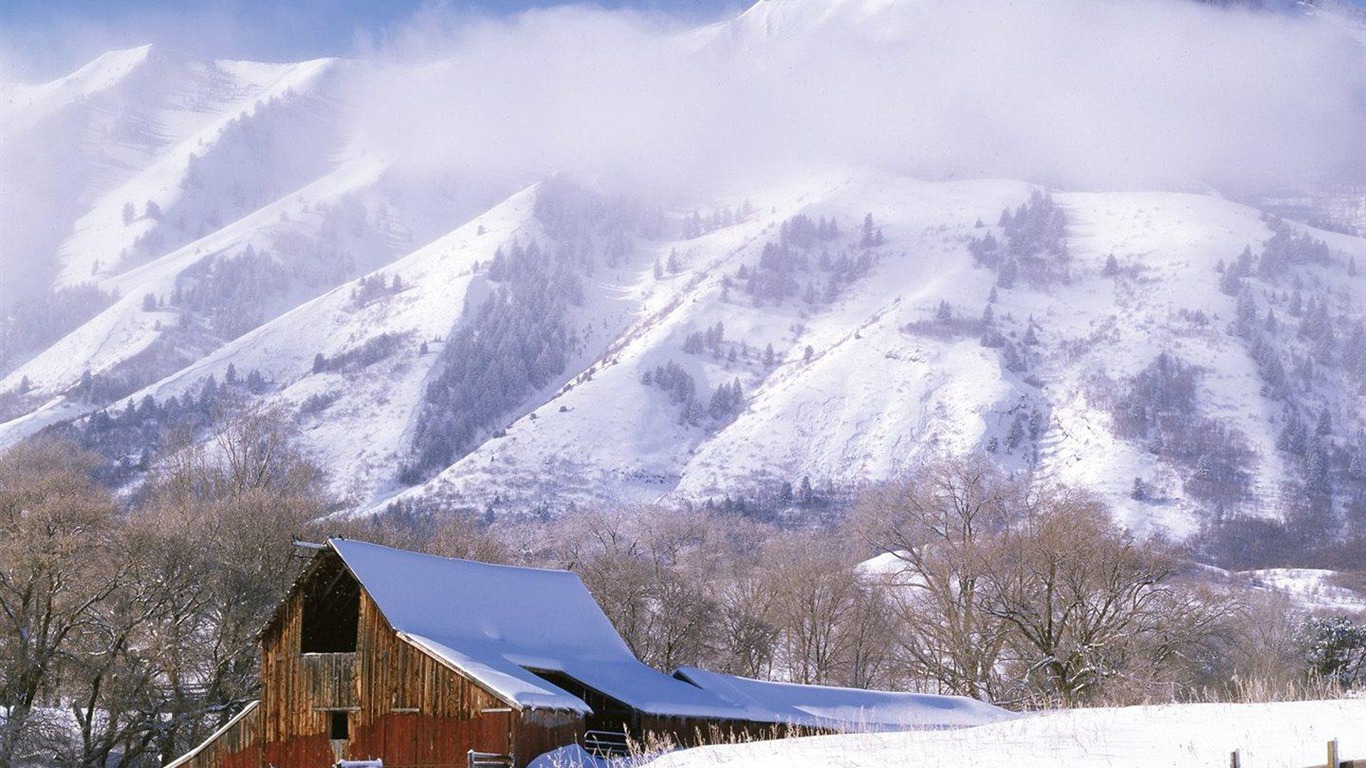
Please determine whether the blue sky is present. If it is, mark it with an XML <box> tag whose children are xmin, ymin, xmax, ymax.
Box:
<box><xmin>0</xmin><ymin>0</ymin><xmax>743</xmax><ymax>81</ymax></box>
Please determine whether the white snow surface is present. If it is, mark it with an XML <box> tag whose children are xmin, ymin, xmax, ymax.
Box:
<box><xmin>395</xmin><ymin>170</ymin><xmax>1366</xmax><ymax>534</ymax></box>
<box><xmin>1242</xmin><ymin>568</ymin><xmax>1366</xmax><ymax>614</ymax></box>
<box><xmin>674</xmin><ymin>667</ymin><xmax>1016</xmax><ymax>732</ymax></box>
<box><xmin>640</xmin><ymin>698</ymin><xmax>1366</xmax><ymax>768</ymax></box>
<box><xmin>4</xmin><ymin>157</ymin><xmax>1364</xmax><ymax>532</ymax></box>
<box><xmin>329</xmin><ymin>539</ymin><xmax>750</xmax><ymax>718</ymax></box>
<box><xmin>526</xmin><ymin>745</ymin><xmax>615</xmax><ymax>768</ymax></box>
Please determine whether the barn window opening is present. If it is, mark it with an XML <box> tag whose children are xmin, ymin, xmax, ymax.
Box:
<box><xmin>300</xmin><ymin>557</ymin><xmax>360</xmax><ymax>654</ymax></box>
<box><xmin>329</xmin><ymin>711</ymin><xmax>349</xmax><ymax>741</ymax></box>
<box><xmin>524</xmin><ymin>668</ymin><xmax>638</xmax><ymax>741</ymax></box>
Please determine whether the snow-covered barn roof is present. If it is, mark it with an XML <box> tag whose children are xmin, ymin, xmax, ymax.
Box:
<box><xmin>673</xmin><ymin>667</ymin><xmax>1017</xmax><ymax>731</ymax></box>
<box><xmin>328</xmin><ymin>539</ymin><xmax>750</xmax><ymax>719</ymax></box>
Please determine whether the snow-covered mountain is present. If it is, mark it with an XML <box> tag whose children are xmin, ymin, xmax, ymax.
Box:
<box><xmin>2</xmin><ymin>0</ymin><xmax>1364</xmax><ymax>548</ymax></box>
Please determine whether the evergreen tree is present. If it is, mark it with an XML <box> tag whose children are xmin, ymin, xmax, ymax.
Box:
<box><xmin>860</xmin><ymin>213</ymin><xmax>877</xmax><ymax>248</ymax></box>
<box><xmin>1006</xmin><ymin>417</ymin><xmax>1026</xmax><ymax>450</ymax></box>
<box><xmin>778</xmin><ymin>480</ymin><xmax>794</xmax><ymax>504</ymax></box>
<box><xmin>1315</xmin><ymin>408</ymin><xmax>1333</xmax><ymax>437</ymax></box>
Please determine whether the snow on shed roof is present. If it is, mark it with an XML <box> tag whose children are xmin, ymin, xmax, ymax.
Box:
<box><xmin>673</xmin><ymin>667</ymin><xmax>1018</xmax><ymax>732</ymax></box>
<box><xmin>327</xmin><ymin>539</ymin><xmax>750</xmax><ymax>719</ymax></box>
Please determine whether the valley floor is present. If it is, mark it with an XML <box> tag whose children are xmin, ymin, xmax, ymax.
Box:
<box><xmin>640</xmin><ymin>698</ymin><xmax>1366</xmax><ymax>768</ymax></box>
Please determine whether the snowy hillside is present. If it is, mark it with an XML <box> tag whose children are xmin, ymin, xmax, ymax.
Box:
<box><xmin>4</xmin><ymin>149</ymin><xmax>1366</xmax><ymax>537</ymax></box>
<box><xmin>393</xmin><ymin>172</ymin><xmax>1366</xmax><ymax>540</ymax></box>
<box><xmin>0</xmin><ymin>44</ymin><xmax>515</xmax><ymax>453</ymax></box>
<box><xmin>1</xmin><ymin>0</ymin><xmax>1364</xmax><ymax>549</ymax></box>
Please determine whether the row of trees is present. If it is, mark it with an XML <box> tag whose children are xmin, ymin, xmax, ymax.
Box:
<box><xmin>679</xmin><ymin>204</ymin><xmax>752</xmax><ymax>240</ymax></box>
<box><xmin>640</xmin><ymin>361</ymin><xmax>744</xmax><ymax>428</ymax></box>
<box><xmin>547</xmin><ymin>460</ymin><xmax>1362</xmax><ymax>707</ymax></box>
<box><xmin>0</xmin><ymin>408</ymin><xmax>327</xmax><ymax>768</ymax></box>
<box><xmin>392</xmin><ymin>460</ymin><xmax>1362</xmax><ymax>708</ymax></box>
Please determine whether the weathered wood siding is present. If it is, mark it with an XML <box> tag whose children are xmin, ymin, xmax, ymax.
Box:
<box><xmin>260</xmin><ymin>571</ymin><xmax>351</xmax><ymax>767</ymax></box>
<box><xmin>301</xmin><ymin>652</ymin><xmax>357</xmax><ymax>709</ymax></box>
<box><xmin>513</xmin><ymin>709</ymin><xmax>584</xmax><ymax>765</ymax></box>
<box><xmin>166</xmin><ymin>701</ymin><xmax>261</xmax><ymax>768</ymax></box>
<box><xmin>353</xmin><ymin>590</ymin><xmax>506</xmax><ymax>720</ymax></box>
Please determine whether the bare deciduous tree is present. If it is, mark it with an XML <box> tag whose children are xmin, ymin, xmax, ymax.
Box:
<box><xmin>762</xmin><ymin>533</ymin><xmax>865</xmax><ymax>686</ymax></box>
<box><xmin>984</xmin><ymin>487</ymin><xmax>1181</xmax><ymax>706</ymax></box>
<box><xmin>852</xmin><ymin>458</ymin><xmax>1013</xmax><ymax>699</ymax></box>
<box><xmin>0</xmin><ymin>439</ymin><xmax>122</xmax><ymax>767</ymax></box>
<box><xmin>135</xmin><ymin>404</ymin><xmax>329</xmax><ymax>760</ymax></box>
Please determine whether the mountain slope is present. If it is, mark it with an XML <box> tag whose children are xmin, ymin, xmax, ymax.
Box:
<box><xmin>392</xmin><ymin>173</ymin><xmax>1366</xmax><ymax>537</ymax></box>
<box><xmin>1</xmin><ymin>2</ymin><xmax>1364</xmax><ymax>545</ymax></box>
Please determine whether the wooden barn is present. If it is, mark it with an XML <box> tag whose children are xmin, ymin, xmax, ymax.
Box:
<box><xmin>168</xmin><ymin>538</ymin><xmax>1011</xmax><ymax>768</ymax></box>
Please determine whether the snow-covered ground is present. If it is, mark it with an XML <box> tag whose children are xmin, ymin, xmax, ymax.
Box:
<box><xmin>638</xmin><ymin>698</ymin><xmax>1366</xmax><ymax>768</ymax></box>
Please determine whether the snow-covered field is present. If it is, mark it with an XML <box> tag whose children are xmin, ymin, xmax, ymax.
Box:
<box><xmin>639</xmin><ymin>698</ymin><xmax>1366</xmax><ymax>768</ymax></box>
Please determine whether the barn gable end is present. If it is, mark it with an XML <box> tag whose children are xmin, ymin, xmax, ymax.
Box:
<box><xmin>258</xmin><ymin>547</ymin><xmax>537</xmax><ymax>766</ymax></box>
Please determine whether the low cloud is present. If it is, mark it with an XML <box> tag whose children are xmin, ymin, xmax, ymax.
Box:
<box><xmin>349</xmin><ymin>0</ymin><xmax>1366</xmax><ymax>196</ymax></box>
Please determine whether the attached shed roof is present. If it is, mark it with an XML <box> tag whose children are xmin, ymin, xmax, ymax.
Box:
<box><xmin>673</xmin><ymin>667</ymin><xmax>1018</xmax><ymax>732</ymax></box>
<box><xmin>328</xmin><ymin>539</ymin><xmax>749</xmax><ymax>719</ymax></box>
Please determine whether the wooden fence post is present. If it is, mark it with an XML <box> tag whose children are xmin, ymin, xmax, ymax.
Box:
<box><xmin>1328</xmin><ymin>738</ymin><xmax>1340</xmax><ymax>768</ymax></box>
<box><xmin>1231</xmin><ymin>748</ymin><xmax>1241</xmax><ymax>768</ymax></box>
